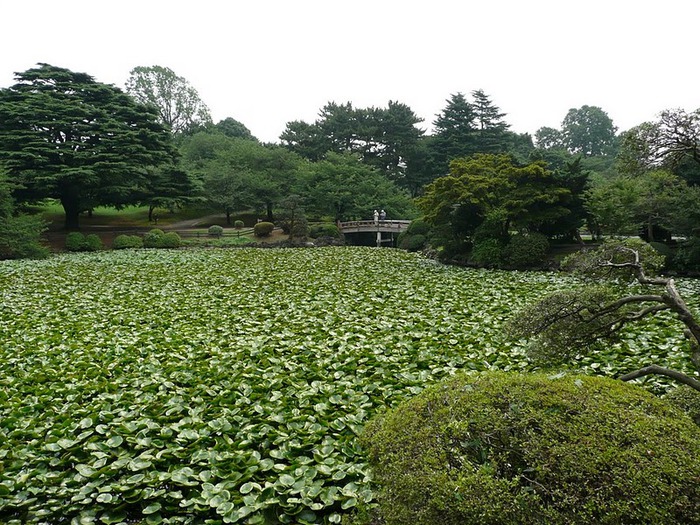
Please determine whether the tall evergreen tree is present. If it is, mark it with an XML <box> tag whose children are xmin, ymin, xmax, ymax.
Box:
<box><xmin>0</xmin><ymin>64</ymin><xmax>179</xmax><ymax>229</ymax></box>
<box><xmin>470</xmin><ymin>89</ymin><xmax>511</xmax><ymax>153</ymax></box>
<box><xmin>430</xmin><ymin>93</ymin><xmax>478</xmax><ymax>172</ymax></box>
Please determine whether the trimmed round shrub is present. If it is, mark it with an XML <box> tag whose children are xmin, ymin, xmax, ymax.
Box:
<box><xmin>253</xmin><ymin>221</ymin><xmax>274</xmax><ymax>237</ymax></box>
<box><xmin>208</xmin><ymin>225</ymin><xmax>224</xmax><ymax>237</ymax></box>
<box><xmin>160</xmin><ymin>231</ymin><xmax>181</xmax><ymax>248</ymax></box>
<box><xmin>234</xmin><ymin>220</ymin><xmax>245</xmax><ymax>229</ymax></box>
<box><xmin>112</xmin><ymin>234</ymin><xmax>143</xmax><ymax>250</ymax></box>
<box><xmin>84</xmin><ymin>233</ymin><xmax>103</xmax><ymax>252</ymax></box>
<box><xmin>143</xmin><ymin>228</ymin><xmax>165</xmax><ymax>248</ymax></box>
<box><xmin>65</xmin><ymin>232</ymin><xmax>86</xmax><ymax>252</ymax></box>
<box><xmin>309</xmin><ymin>223</ymin><xmax>340</xmax><ymax>239</ymax></box>
<box><xmin>362</xmin><ymin>372</ymin><xmax>700</xmax><ymax>525</ymax></box>
<box><xmin>505</xmin><ymin>232</ymin><xmax>549</xmax><ymax>268</ymax></box>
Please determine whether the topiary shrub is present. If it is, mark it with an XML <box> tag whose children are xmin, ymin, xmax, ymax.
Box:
<box><xmin>505</xmin><ymin>232</ymin><xmax>550</xmax><ymax>269</ymax></box>
<box><xmin>143</xmin><ymin>228</ymin><xmax>165</xmax><ymax>248</ymax></box>
<box><xmin>362</xmin><ymin>371</ymin><xmax>700</xmax><ymax>525</ymax></box>
<box><xmin>234</xmin><ymin>220</ymin><xmax>245</xmax><ymax>229</ymax></box>
<box><xmin>65</xmin><ymin>232</ymin><xmax>86</xmax><ymax>252</ymax></box>
<box><xmin>208</xmin><ymin>225</ymin><xmax>224</xmax><ymax>237</ymax></box>
<box><xmin>253</xmin><ymin>221</ymin><xmax>274</xmax><ymax>237</ymax></box>
<box><xmin>309</xmin><ymin>223</ymin><xmax>340</xmax><ymax>239</ymax></box>
<box><xmin>84</xmin><ymin>233</ymin><xmax>103</xmax><ymax>252</ymax></box>
<box><xmin>160</xmin><ymin>231</ymin><xmax>181</xmax><ymax>248</ymax></box>
<box><xmin>112</xmin><ymin>234</ymin><xmax>143</xmax><ymax>250</ymax></box>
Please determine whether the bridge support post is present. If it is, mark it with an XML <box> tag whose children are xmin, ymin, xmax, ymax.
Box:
<box><xmin>376</xmin><ymin>231</ymin><xmax>381</xmax><ymax>248</ymax></box>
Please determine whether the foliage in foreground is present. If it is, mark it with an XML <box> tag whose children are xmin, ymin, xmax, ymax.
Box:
<box><xmin>510</xmin><ymin>238</ymin><xmax>700</xmax><ymax>391</ymax></box>
<box><xmin>362</xmin><ymin>372</ymin><xmax>700</xmax><ymax>525</ymax></box>
<box><xmin>0</xmin><ymin>248</ymin><xmax>698</xmax><ymax>523</ymax></box>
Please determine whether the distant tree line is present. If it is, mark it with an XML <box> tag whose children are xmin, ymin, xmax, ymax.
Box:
<box><xmin>0</xmin><ymin>63</ymin><xmax>699</xmax><ymax>267</ymax></box>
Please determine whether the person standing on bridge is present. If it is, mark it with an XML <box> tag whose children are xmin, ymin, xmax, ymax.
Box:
<box><xmin>379</xmin><ymin>209</ymin><xmax>386</xmax><ymax>222</ymax></box>
<box><xmin>373</xmin><ymin>209</ymin><xmax>379</xmax><ymax>225</ymax></box>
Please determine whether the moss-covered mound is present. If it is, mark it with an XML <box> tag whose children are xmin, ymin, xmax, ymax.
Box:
<box><xmin>362</xmin><ymin>372</ymin><xmax>700</xmax><ymax>525</ymax></box>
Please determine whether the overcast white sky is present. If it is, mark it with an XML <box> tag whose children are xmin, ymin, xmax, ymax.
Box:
<box><xmin>2</xmin><ymin>0</ymin><xmax>698</xmax><ymax>143</ymax></box>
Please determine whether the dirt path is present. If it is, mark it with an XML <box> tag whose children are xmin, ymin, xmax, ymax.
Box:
<box><xmin>162</xmin><ymin>214</ymin><xmax>227</xmax><ymax>229</ymax></box>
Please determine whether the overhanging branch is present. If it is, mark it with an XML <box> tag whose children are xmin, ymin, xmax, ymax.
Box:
<box><xmin>619</xmin><ymin>365</ymin><xmax>700</xmax><ymax>393</ymax></box>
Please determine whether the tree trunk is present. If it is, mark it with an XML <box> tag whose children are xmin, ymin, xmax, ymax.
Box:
<box><xmin>226</xmin><ymin>209</ymin><xmax>231</xmax><ymax>226</ymax></box>
<box><xmin>148</xmin><ymin>205</ymin><xmax>155</xmax><ymax>222</ymax></box>
<box><xmin>266</xmin><ymin>202</ymin><xmax>273</xmax><ymax>222</ymax></box>
<box><xmin>61</xmin><ymin>195</ymin><xmax>81</xmax><ymax>230</ymax></box>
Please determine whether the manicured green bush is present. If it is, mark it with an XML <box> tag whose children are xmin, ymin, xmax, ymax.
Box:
<box><xmin>505</xmin><ymin>232</ymin><xmax>549</xmax><ymax>268</ymax></box>
<box><xmin>160</xmin><ymin>231</ymin><xmax>181</xmax><ymax>248</ymax></box>
<box><xmin>234</xmin><ymin>220</ymin><xmax>245</xmax><ymax>229</ymax></box>
<box><xmin>84</xmin><ymin>233</ymin><xmax>103</xmax><ymax>252</ymax></box>
<box><xmin>112</xmin><ymin>234</ymin><xmax>144</xmax><ymax>250</ymax></box>
<box><xmin>362</xmin><ymin>371</ymin><xmax>700</xmax><ymax>525</ymax></box>
<box><xmin>253</xmin><ymin>221</ymin><xmax>274</xmax><ymax>237</ymax></box>
<box><xmin>65</xmin><ymin>232</ymin><xmax>86</xmax><ymax>252</ymax></box>
<box><xmin>208</xmin><ymin>225</ymin><xmax>224</xmax><ymax>237</ymax></box>
<box><xmin>309</xmin><ymin>223</ymin><xmax>340</xmax><ymax>239</ymax></box>
<box><xmin>143</xmin><ymin>228</ymin><xmax>165</xmax><ymax>248</ymax></box>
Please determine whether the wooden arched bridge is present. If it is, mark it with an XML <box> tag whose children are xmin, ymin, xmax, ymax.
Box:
<box><xmin>338</xmin><ymin>220</ymin><xmax>412</xmax><ymax>247</ymax></box>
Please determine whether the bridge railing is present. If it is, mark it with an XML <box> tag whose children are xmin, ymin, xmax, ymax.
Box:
<box><xmin>339</xmin><ymin>220</ymin><xmax>411</xmax><ymax>231</ymax></box>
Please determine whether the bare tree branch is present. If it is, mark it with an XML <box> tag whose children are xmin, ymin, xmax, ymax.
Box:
<box><xmin>620</xmin><ymin>365</ymin><xmax>700</xmax><ymax>393</ymax></box>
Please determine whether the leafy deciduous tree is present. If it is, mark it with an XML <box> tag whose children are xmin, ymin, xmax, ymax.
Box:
<box><xmin>561</xmin><ymin>105</ymin><xmax>617</xmax><ymax>157</ymax></box>
<box><xmin>125</xmin><ymin>65</ymin><xmax>212</xmax><ymax>134</ymax></box>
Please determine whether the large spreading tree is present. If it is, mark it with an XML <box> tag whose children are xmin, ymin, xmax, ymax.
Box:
<box><xmin>0</xmin><ymin>64</ymin><xmax>180</xmax><ymax>229</ymax></box>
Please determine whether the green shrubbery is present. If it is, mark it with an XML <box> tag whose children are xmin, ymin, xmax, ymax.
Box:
<box><xmin>470</xmin><ymin>237</ymin><xmax>506</xmax><ymax>267</ymax></box>
<box><xmin>505</xmin><ymin>232</ymin><xmax>549</xmax><ymax>268</ymax></box>
<box><xmin>673</xmin><ymin>236</ymin><xmax>700</xmax><ymax>272</ymax></box>
<box><xmin>362</xmin><ymin>372</ymin><xmax>700</xmax><ymax>525</ymax></box>
<box><xmin>208</xmin><ymin>225</ymin><xmax>224</xmax><ymax>237</ymax></box>
<box><xmin>398</xmin><ymin>219</ymin><xmax>430</xmax><ymax>252</ymax></box>
<box><xmin>309</xmin><ymin>222</ymin><xmax>340</xmax><ymax>239</ymax></box>
<box><xmin>160</xmin><ymin>231</ymin><xmax>181</xmax><ymax>248</ymax></box>
<box><xmin>0</xmin><ymin>214</ymin><xmax>49</xmax><ymax>260</ymax></box>
<box><xmin>234</xmin><ymin>220</ymin><xmax>245</xmax><ymax>229</ymax></box>
<box><xmin>253</xmin><ymin>221</ymin><xmax>275</xmax><ymax>237</ymax></box>
<box><xmin>65</xmin><ymin>232</ymin><xmax>103</xmax><ymax>252</ymax></box>
<box><xmin>112</xmin><ymin>234</ymin><xmax>144</xmax><ymax>250</ymax></box>
<box><xmin>65</xmin><ymin>232</ymin><xmax>86</xmax><ymax>252</ymax></box>
<box><xmin>142</xmin><ymin>228</ymin><xmax>165</xmax><ymax>248</ymax></box>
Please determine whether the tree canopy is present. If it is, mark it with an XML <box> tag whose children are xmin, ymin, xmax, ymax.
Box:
<box><xmin>0</xmin><ymin>64</ymin><xmax>180</xmax><ymax>229</ymax></box>
<box><xmin>126</xmin><ymin>65</ymin><xmax>212</xmax><ymax>134</ymax></box>
<box><xmin>417</xmin><ymin>154</ymin><xmax>571</xmax><ymax>255</ymax></box>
